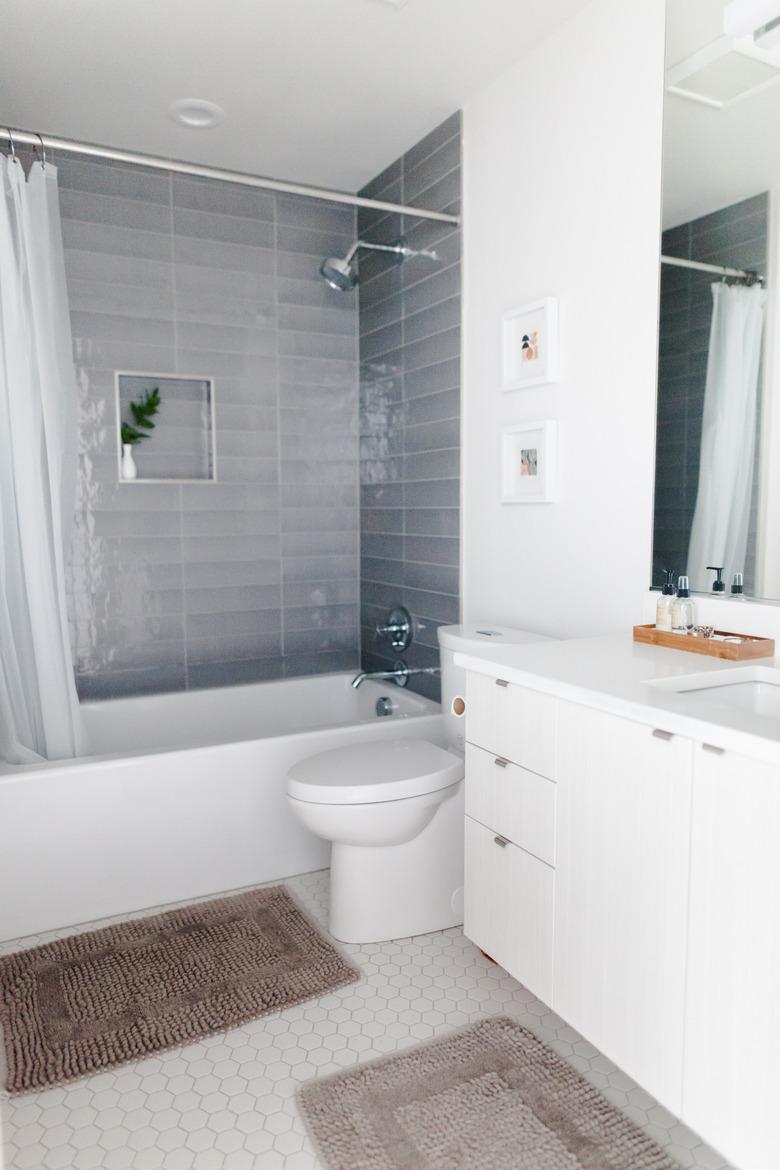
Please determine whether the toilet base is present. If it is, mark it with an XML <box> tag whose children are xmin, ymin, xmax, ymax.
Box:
<box><xmin>328</xmin><ymin>781</ymin><xmax>465</xmax><ymax>944</ymax></box>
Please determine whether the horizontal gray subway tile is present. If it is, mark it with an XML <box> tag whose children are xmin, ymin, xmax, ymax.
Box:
<box><xmin>94</xmin><ymin>535</ymin><xmax>183</xmax><ymax>565</ymax></box>
<box><xmin>187</xmin><ymin>631</ymin><xmax>282</xmax><ymax>665</ymax></box>
<box><xmin>277</xmin><ymin>275</ymin><xmax>357</xmax><ymax>311</ymax></box>
<box><xmin>401</xmin><ymin>587</ymin><xmax>459</xmax><ymax>624</ymax></box>
<box><xmin>282</xmin><ymin>555</ymin><xmax>358</xmax><ymax>583</ymax></box>
<box><xmin>172</xmin><ymin>174</ymin><xmax>275</xmax><ymax>221</ymax></box>
<box><xmin>282</xmin><ymin>507</ymin><xmax>357</xmax><ymax>533</ymax></box>
<box><xmin>404</xmin><ymin>135</ymin><xmax>461</xmax><ymax>202</ymax></box>
<box><xmin>72</xmin><ymin>338</ymin><xmax>177</xmax><ymax>373</ymax></box>
<box><xmin>76</xmin><ymin>665</ymin><xmax>187</xmax><ymax>701</ymax></box>
<box><xmin>404</xmin><ymin>507</ymin><xmax>458</xmax><ymax>536</ymax></box>
<box><xmin>187</xmin><ymin>658</ymin><xmax>285</xmax><ymax>690</ymax></box>
<box><xmin>67</xmin><ymin>277</ymin><xmax>175</xmax><ymax>321</ymax></box>
<box><xmin>361</xmin><ymin>529</ymin><xmax>404</xmax><ymax>562</ymax></box>
<box><xmin>360</xmin><ymin>455</ymin><xmax>403</xmax><ymax>485</ymax></box>
<box><xmin>173</xmin><ymin>207</ymin><xmax>275</xmax><ymax>249</ymax></box>
<box><xmin>283</xmin><ymin>603</ymin><xmax>358</xmax><ymax>632</ymax></box>
<box><xmin>284</xmin><ymin>627</ymin><xmax>356</xmax><ymax>655</ymax></box>
<box><xmin>181</xmin><ymin>508</ymin><xmax>280</xmax><ymax>537</ymax></box>
<box><xmin>279</xmin><ymin>408</ymin><xmax>358</xmax><ymax>440</ymax></box>
<box><xmin>404</xmin><ymin>168</ymin><xmax>460</xmax><ymax>217</ymax></box>
<box><xmin>276</xmin><ymin>223</ymin><xmax>354</xmax><ymax>257</ymax></box>
<box><xmin>403</xmin><ymin>264</ymin><xmax>461</xmax><ymax>319</ymax></box>
<box><xmin>70</xmin><ymin>310</ymin><xmax>175</xmax><ymax>349</ymax></box>
<box><xmin>91</xmin><ymin>510</ymin><xmax>180</xmax><ymax>539</ymax></box>
<box><xmin>404</xmin><ymin>534</ymin><xmax>459</xmax><ymax>566</ymax></box>
<box><xmin>217</xmin><ymin>430</ymin><xmax>278</xmax><ymax>459</ymax></box>
<box><xmin>182</xmin><ymin>559</ymin><xmax>281</xmax><ymax>588</ymax></box>
<box><xmin>278</xmin><ymin>331</ymin><xmax>357</xmax><ymax>361</ymax></box>
<box><xmin>403</xmin><ymin>561</ymin><xmax>459</xmax><ymax>596</ymax></box>
<box><xmin>184</xmin><ymin>585</ymin><xmax>281</xmax><ymax>615</ymax></box>
<box><xmin>60</xmin><ymin>188</ymin><xmax>171</xmax><ymax>233</ymax></box>
<box><xmin>175</xmin><ymin>291</ymin><xmax>276</xmax><ymax>330</ymax></box>
<box><xmin>101</xmin><ymin>636</ymin><xmax>187</xmax><ymax>671</ymax></box>
<box><xmin>279</xmin><ymin>381</ymin><xmax>358</xmax><ymax>413</ymax></box>
<box><xmin>186</xmin><ymin>608</ymin><xmax>282</xmax><ymax>639</ymax></box>
<box><xmin>404</xmin><ymin>112</ymin><xmax>461</xmax><ymax>174</ymax></box>
<box><xmin>215</xmin><ymin>404</ymin><xmax>278</xmax><ymax>432</ymax></box>
<box><xmin>360</xmin><ymin>434</ymin><xmax>404</xmax><ymax>464</ymax></box>
<box><xmin>404</xmin><ymin>478</ymin><xmax>459</xmax><ymax>508</ymax></box>
<box><xmin>404</xmin><ymin>418</ymin><xmax>460</xmax><ymax>453</ymax></box>
<box><xmin>283</xmin><ymin>579</ymin><xmax>359</xmax><ymax>607</ymax></box>
<box><xmin>405</xmin><ymin>388</ymin><xmax>460</xmax><ymax>427</ymax></box>
<box><xmin>277</xmin><ymin>303</ymin><xmax>357</xmax><ymax>337</ymax></box>
<box><xmin>173</xmin><ymin>263</ymin><xmax>275</xmax><ymax>302</ymax></box>
<box><xmin>182</xmin><ymin>534</ymin><xmax>280</xmax><ymax>562</ymax></box>
<box><xmin>360</xmin><ymin>482</ymin><xmax>403</xmax><ymax>507</ymax></box>
<box><xmin>275</xmin><ymin>194</ymin><xmax>355</xmax><ymax>233</ymax></box>
<box><xmin>175</xmin><ymin>350</ymin><xmax>278</xmax><ymax>382</ymax></box>
<box><xmin>179</xmin><ymin>482</ymin><xmax>279</xmax><ymax>510</ymax></box>
<box><xmin>361</xmin><ymin>556</ymin><xmax>403</xmax><ymax>585</ymax></box>
<box><xmin>412</xmin><ymin>617</ymin><xmax>446</xmax><ymax>650</ymax></box>
<box><xmin>58</xmin><ymin>157</ymin><xmax>171</xmax><ymax>204</ymax></box>
<box><xmin>403</xmin><ymin>327</ymin><xmax>460</xmax><ymax>374</ymax></box>
<box><xmin>283</xmin><ymin>650</ymin><xmax>358</xmax><ymax>678</ymax></box>
<box><xmin>282</xmin><ymin>531</ymin><xmax>358</xmax><ymax>556</ymax></box>
<box><xmin>404</xmin><ymin>356</ymin><xmax>460</xmax><ymax>399</ymax></box>
<box><xmin>280</xmin><ymin>459</ymin><xmax>358</xmax><ymax>486</ymax></box>
<box><xmin>131</xmin><ymin>453</ymin><xmax>210</xmax><ymax>481</ymax></box>
<box><xmin>175</xmin><ymin>321</ymin><xmax>277</xmax><ymax>358</ymax></box>
<box><xmin>173</xmin><ymin>235</ymin><xmax>275</xmax><ymax>274</ymax></box>
<box><xmin>403</xmin><ymin>448</ymin><xmax>459</xmax><ymax>480</ymax></box>
<box><xmin>64</xmin><ymin>250</ymin><xmax>173</xmax><ymax>292</ymax></box>
<box><xmin>402</xmin><ymin>230</ymin><xmax>460</xmax><ymax>288</ymax></box>
<box><xmin>359</xmin><ymin>158</ymin><xmax>402</xmax><ymax>201</ymax></box>
<box><xmin>360</xmin><ymin>580</ymin><xmax>404</xmax><ymax>611</ymax></box>
<box><xmin>403</xmin><ymin>296</ymin><xmax>460</xmax><ymax>346</ymax></box>
<box><xmin>214</xmin><ymin>378</ymin><xmax>279</xmax><ymax>409</ymax></box>
<box><xmin>359</xmin><ymin>292</ymin><xmax>404</xmax><ymax>337</ymax></box>
<box><xmin>360</xmin><ymin>320</ymin><xmax>403</xmax><ymax>362</ymax></box>
<box><xmin>281</xmin><ymin>483</ymin><xmax>357</xmax><ymax>508</ymax></box>
<box><xmin>63</xmin><ymin>220</ymin><xmax>173</xmax><ymax>263</ymax></box>
<box><xmin>278</xmin><ymin>356</ymin><xmax>357</xmax><ymax>386</ymax></box>
<box><xmin>281</xmin><ymin>432</ymin><xmax>357</xmax><ymax>462</ymax></box>
<box><xmin>86</xmin><ymin>482</ymin><xmax>181</xmax><ymax>511</ymax></box>
<box><xmin>360</xmin><ymin>507</ymin><xmax>403</xmax><ymax>535</ymax></box>
<box><xmin>358</xmin><ymin>264</ymin><xmax>402</xmax><ymax>311</ymax></box>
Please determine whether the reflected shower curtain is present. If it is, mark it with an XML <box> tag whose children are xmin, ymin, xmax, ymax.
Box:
<box><xmin>687</xmin><ymin>282</ymin><xmax>767</xmax><ymax>593</ymax></box>
<box><xmin>0</xmin><ymin>155</ymin><xmax>82</xmax><ymax>762</ymax></box>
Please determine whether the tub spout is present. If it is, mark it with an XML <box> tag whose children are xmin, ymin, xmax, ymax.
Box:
<box><xmin>350</xmin><ymin>661</ymin><xmax>440</xmax><ymax>689</ymax></box>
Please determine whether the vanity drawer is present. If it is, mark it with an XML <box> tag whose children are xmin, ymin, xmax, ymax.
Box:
<box><xmin>466</xmin><ymin>671</ymin><xmax>556</xmax><ymax>778</ymax></box>
<box><xmin>465</xmin><ymin>743</ymin><xmax>556</xmax><ymax>866</ymax></box>
<box><xmin>464</xmin><ymin>814</ymin><xmax>554</xmax><ymax>1004</ymax></box>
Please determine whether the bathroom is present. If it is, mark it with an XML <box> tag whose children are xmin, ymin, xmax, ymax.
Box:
<box><xmin>0</xmin><ymin>0</ymin><xmax>778</xmax><ymax>1167</ymax></box>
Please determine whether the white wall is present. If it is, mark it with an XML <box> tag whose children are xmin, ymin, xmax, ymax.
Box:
<box><xmin>461</xmin><ymin>0</ymin><xmax>666</xmax><ymax>637</ymax></box>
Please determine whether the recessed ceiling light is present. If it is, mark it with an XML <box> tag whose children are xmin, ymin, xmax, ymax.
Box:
<box><xmin>168</xmin><ymin>99</ymin><xmax>225</xmax><ymax>129</ymax></box>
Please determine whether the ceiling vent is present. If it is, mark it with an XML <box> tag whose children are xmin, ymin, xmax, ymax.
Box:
<box><xmin>369</xmin><ymin>0</ymin><xmax>412</xmax><ymax>8</ymax></box>
<box><xmin>666</xmin><ymin>35</ymin><xmax>780</xmax><ymax>107</ymax></box>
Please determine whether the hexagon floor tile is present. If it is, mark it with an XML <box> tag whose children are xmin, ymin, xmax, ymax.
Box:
<box><xmin>0</xmin><ymin>870</ymin><xmax>735</xmax><ymax>1170</ymax></box>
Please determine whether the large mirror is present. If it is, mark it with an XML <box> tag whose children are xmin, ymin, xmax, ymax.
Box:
<box><xmin>653</xmin><ymin>0</ymin><xmax>780</xmax><ymax>599</ymax></box>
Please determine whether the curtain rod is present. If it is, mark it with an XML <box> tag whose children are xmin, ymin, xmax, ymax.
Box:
<box><xmin>0</xmin><ymin>126</ymin><xmax>460</xmax><ymax>226</ymax></box>
<box><xmin>661</xmin><ymin>253</ymin><xmax>762</xmax><ymax>282</ymax></box>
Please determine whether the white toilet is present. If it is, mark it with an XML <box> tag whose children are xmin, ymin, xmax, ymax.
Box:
<box><xmin>286</xmin><ymin>623</ymin><xmax>545</xmax><ymax>944</ymax></box>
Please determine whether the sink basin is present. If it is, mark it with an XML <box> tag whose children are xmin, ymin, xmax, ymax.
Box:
<box><xmin>648</xmin><ymin>666</ymin><xmax>780</xmax><ymax>719</ymax></box>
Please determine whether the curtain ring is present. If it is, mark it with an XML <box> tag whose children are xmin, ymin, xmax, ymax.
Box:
<box><xmin>5</xmin><ymin>129</ymin><xmax>20</xmax><ymax>164</ymax></box>
<box><xmin>34</xmin><ymin>132</ymin><xmax>46</xmax><ymax>169</ymax></box>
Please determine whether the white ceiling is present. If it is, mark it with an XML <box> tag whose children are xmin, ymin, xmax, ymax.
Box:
<box><xmin>1</xmin><ymin>0</ymin><xmax>591</xmax><ymax>192</ymax></box>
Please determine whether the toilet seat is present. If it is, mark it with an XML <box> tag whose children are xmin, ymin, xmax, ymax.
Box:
<box><xmin>286</xmin><ymin>738</ymin><xmax>463</xmax><ymax>805</ymax></box>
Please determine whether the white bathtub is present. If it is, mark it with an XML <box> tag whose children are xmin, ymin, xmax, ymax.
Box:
<box><xmin>0</xmin><ymin>674</ymin><xmax>443</xmax><ymax>941</ymax></box>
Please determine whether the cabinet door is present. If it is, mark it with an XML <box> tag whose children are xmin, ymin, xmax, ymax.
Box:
<box><xmin>466</xmin><ymin>671</ymin><xmax>556</xmax><ymax>778</ymax></box>
<box><xmin>465</xmin><ymin>742</ymin><xmax>556</xmax><ymax>865</ymax></box>
<box><xmin>464</xmin><ymin>815</ymin><xmax>554</xmax><ymax>1003</ymax></box>
<box><xmin>682</xmin><ymin>746</ymin><xmax>780</xmax><ymax>1170</ymax></box>
<box><xmin>554</xmin><ymin>701</ymin><xmax>692</xmax><ymax>1115</ymax></box>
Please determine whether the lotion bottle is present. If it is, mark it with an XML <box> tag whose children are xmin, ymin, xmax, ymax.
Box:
<box><xmin>672</xmin><ymin>575</ymin><xmax>695</xmax><ymax>632</ymax></box>
<box><xmin>656</xmin><ymin>569</ymin><xmax>675</xmax><ymax>632</ymax></box>
<box><xmin>731</xmin><ymin>572</ymin><xmax>746</xmax><ymax>600</ymax></box>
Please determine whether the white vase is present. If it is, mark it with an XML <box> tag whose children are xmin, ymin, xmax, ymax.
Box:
<box><xmin>121</xmin><ymin>444</ymin><xmax>138</xmax><ymax>481</ymax></box>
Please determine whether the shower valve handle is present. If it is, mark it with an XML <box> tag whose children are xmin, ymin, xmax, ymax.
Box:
<box><xmin>375</xmin><ymin>606</ymin><xmax>413</xmax><ymax>652</ymax></box>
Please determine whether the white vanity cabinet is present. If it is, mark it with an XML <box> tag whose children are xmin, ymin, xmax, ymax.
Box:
<box><xmin>554</xmin><ymin>700</ymin><xmax>693</xmax><ymax>1115</ymax></box>
<box><xmin>463</xmin><ymin>675</ymin><xmax>557</xmax><ymax>1003</ymax></box>
<box><xmin>682</xmin><ymin>745</ymin><xmax>780</xmax><ymax>1170</ymax></box>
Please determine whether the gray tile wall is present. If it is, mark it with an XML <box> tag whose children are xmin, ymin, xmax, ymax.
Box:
<box><xmin>59</xmin><ymin>155</ymin><xmax>360</xmax><ymax>698</ymax></box>
<box><xmin>357</xmin><ymin>114</ymin><xmax>461</xmax><ymax>701</ymax></box>
<box><xmin>653</xmin><ymin>192</ymin><xmax>768</xmax><ymax>594</ymax></box>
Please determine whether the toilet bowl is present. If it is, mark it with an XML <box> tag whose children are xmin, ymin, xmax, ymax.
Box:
<box><xmin>286</xmin><ymin>623</ymin><xmax>550</xmax><ymax>944</ymax></box>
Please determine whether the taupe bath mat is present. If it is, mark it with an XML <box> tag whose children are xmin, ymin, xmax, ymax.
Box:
<box><xmin>299</xmin><ymin>1016</ymin><xmax>680</xmax><ymax>1170</ymax></box>
<box><xmin>0</xmin><ymin>885</ymin><xmax>358</xmax><ymax>1093</ymax></box>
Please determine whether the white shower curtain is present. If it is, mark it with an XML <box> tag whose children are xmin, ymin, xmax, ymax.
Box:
<box><xmin>687</xmin><ymin>281</ymin><xmax>767</xmax><ymax>593</ymax></box>
<box><xmin>0</xmin><ymin>155</ymin><xmax>83</xmax><ymax>763</ymax></box>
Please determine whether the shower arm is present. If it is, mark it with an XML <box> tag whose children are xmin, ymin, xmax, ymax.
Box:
<box><xmin>345</xmin><ymin>239</ymin><xmax>439</xmax><ymax>264</ymax></box>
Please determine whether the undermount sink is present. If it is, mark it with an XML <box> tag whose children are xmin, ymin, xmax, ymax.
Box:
<box><xmin>648</xmin><ymin>666</ymin><xmax>780</xmax><ymax>719</ymax></box>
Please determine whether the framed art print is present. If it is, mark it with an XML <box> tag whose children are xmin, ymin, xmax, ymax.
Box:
<box><xmin>501</xmin><ymin>420</ymin><xmax>557</xmax><ymax>503</ymax></box>
<box><xmin>501</xmin><ymin>297</ymin><xmax>559</xmax><ymax>390</ymax></box>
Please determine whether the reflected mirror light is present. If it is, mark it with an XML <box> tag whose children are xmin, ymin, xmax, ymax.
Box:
<box><xmin>653</xmin><ymin>0</ymin><xmax>780</xmax><ymax>599</ymax></box>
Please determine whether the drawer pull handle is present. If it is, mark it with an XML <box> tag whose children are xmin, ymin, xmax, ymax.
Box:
<box><xmin>494</xmin><ymin>757</ymin><xmax>509</xmax><ymax>768</ymax></box>
<box><xmin>495</xmin><ymin>678</ymin><xmax>510</xmax><ymax>688</ymax></box>
<box><xmin>652</xmin><ymin>728</ymin><xmax>674</xmax><ymax>741</ymax></box>
<box><xmin>702</xmin><ymin>743</ymin><xmax>726</xmax><ymax>755</ymax></box>
<box><xmin>494</xmin><ymin>835</ymin><xmax>509</xmax><ymax>848</ymax></box>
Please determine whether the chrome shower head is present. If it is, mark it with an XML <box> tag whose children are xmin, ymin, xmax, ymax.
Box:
<box><xmin>319</xmin><ymin>237</ymin><xmax>439</xmax><ymax>290</ymax></box>
<box><xmin>319</xmin><ymin>254</ymin><xmax>358</xmax><ymax>291</ymax></box>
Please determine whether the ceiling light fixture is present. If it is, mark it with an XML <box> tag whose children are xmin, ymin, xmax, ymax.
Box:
<box><xmin>168</xmin><ymin>99</ymin><xmax>225</xmax><ymax>129</ymax></box>
<box><xmin>724</xmin><ymin>0</ymin><xmax>780</xmax><ymax>38</ymax></box>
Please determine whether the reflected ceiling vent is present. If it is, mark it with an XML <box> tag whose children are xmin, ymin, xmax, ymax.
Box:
<box><xmin>666</xmin><ymin>35</ymin><xmax>780</xmax><ymax>107</ymax></box>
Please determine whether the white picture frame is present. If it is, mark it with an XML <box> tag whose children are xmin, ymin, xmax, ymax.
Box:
<box><xmin>501</xmin><ymin>297</ymin><xmax>559</xmax><ymax>390</ymax></box>
<box><xmin>501</xmin><ymin>420</ymin><xmax>557</xmax><ymax>503</ymax></box>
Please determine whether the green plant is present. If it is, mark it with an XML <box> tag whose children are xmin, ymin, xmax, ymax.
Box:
<box><xmin>121</xmin><ymin>386</ymin><xmax>161</xmax><ymax>446</ymax></box>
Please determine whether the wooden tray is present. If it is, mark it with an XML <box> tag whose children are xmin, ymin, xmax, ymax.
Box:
<box><xmin>633</xmin><ymin>624</ymin><xmax>775</xmax><ymax>661</ymax></box>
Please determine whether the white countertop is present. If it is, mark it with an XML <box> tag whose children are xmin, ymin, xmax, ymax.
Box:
<box><xmin>455</xmin><ymin>634</ymin><xmax>780</xmax><ymax>764</ymax></box>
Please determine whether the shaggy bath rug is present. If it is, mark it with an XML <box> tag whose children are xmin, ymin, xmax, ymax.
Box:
<box><xmin>0</xmin><ymin>885</ymin><xmax>358</xmax><ymax>1093</ymax></box>
<box><xmin>298</xmin><ymin>1015</ymin><xmax>681</xmax><ymax>1170</ymax></box>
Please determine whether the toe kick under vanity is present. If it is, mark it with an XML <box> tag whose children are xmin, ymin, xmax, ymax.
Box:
<box><xmin>455</xmin><ymin>635</ymin><xmax>780</xmax><ymax>1170</ymax></box>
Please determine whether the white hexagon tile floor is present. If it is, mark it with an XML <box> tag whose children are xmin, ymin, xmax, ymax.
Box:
<box><xmin>1</xmin><ymin>869</ymin><xmax>735</xmax><ymax>1170</ymax></box>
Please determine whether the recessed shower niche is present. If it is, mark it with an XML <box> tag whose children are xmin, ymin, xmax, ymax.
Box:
<box><xmin>116</xmin><ymin>372</ymin><xmax>216</xmax><ymax>483</ymax></box>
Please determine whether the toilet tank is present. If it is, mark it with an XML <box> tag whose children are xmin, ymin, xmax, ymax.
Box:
<box><xmin>437</xmin><ymin>624</ymin><xmax>553</xmax><ymax>753</ymax></box>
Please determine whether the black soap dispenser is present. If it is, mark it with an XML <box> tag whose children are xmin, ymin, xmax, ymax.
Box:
<box><xmin>707</xmin><ymin>566</ymin><xmax>726</xmax><ymax>596</ymax></box>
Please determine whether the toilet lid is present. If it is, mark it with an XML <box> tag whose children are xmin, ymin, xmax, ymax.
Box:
<box><xmin>287</xmin><ymin>738</ymin><xmax>463</xmax><ymax>805</ymax></box>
